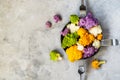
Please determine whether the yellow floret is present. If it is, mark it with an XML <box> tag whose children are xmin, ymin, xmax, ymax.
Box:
<box><xmin>77</xmin><ymin>28</ymin><xmax>87</xmax><ymax>37</ymax></box>
<box><xmin>97</xmin><ymin>34</ymin><xmax>103</xmax><ymax>40</ymax></box>
<box><xmin>91</xmin><ymin>60</ymin><xmax>100</xmax><ymax>69</ymax></box>
<box><xmin>66</xmin><ymin>45</ymin><xmax>83</xmax><ymax>62</ymax></box>
<box><xmin>79</xmin><ymin>33</ymin><xmax>95</xmax><ymax>46</ymax></box>
<box><xmin>89</xmin><ymin>34</ymin><xmax>95</xmax><ymax>42</ymax></box>
<box><xmin>91</xmin><ymin>59</ymin><xmax>106</xmax><ymax>69</ymax></box>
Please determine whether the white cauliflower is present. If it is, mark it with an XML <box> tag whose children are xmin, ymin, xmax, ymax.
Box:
<box><xmin>92</xmin><ymin>39</ymin><xmax>101</xmax><ymax>48</ymax></box>
<box><xmin>77</xmin><ymin>43</ymin><xmax>84</xmax><ymax>51</ymax></box>
<box><xmin>89</xmin><ymin>25</ymin><xmax>102</xmax><ymax>37</ymax></box>
<box><xmin>67</xmin><ymin>24</ymin><xmax>79</xmax><ymax>33</ymax></box>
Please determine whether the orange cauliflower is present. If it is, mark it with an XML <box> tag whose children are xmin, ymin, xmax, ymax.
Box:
<box><xmin>97</xmin><ymin>34</ymin><xmax>103</xmax><ymax>40</ymax></box>
<box><xmin>77</xmin><ymin>28</ymin><xmax>87</xmax><ymax>37</ymax></box>
<box><xmin>66</xmin><ymin>45</ymin><xmax>83</xmax><ymax>62</ymax></box>
<box><xmin>91</xmin><ymin>59</ymin><xmax>106</xmax><ymax>69</ymax></box>
<box><xmin>79</xmin><ymin>33</ymin><xmax>95</xmax><ymax>46</ymax></box>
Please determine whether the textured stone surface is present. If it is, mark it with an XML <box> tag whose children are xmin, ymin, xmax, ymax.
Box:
<box><xmin>0</xmin><ymin>0</ymin><xmax>120</xmax><ymax>80</ymax></box>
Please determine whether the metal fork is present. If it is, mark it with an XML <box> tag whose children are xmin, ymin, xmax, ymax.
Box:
<box><xmin>101</xmin><ymin>39</ymin><xmax>119</xmax><ymax>46</ymax></box>
<box><xmin>80</xmin><ymin>0</ymin><xmax>86</xmax><ymax>17</ymax></box>
<box><xmin>78</xmin><ymin>60</ymin><xmax>87</xmax><ymax>80</ymax></box>
<box><xmin>78</xmin><ymin>65</ymin><xmax>85</xmax><ymax>80</ymax></box>
<box><xmin>78</xmin><ymin>1</ymin><xmax>87</xmax><ymax>80</ymax></box>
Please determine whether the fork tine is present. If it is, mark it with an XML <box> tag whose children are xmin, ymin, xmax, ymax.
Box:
<box><xmin>101</xmin><ymin>39</ymin><xmax>119</xmax><ymax>46</ymax></box>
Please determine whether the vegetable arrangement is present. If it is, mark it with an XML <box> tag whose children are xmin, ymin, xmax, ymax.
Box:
<box><xmin>61</xmin><ymin>12</ymin><xmax>103</xmax><ymax>62</ymax></box>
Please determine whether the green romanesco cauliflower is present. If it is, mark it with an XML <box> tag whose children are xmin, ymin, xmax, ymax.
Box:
<box><xmin>70</xmin><ymin>15</ymin><xmax>79</xmax><ymax>24</ymax></box>
<box><xmin>62</xmin><ymin>32</ymin><xmax>79</xmax><ymax>48</ymax></box>
<box><xmin>50</xmin><ymin>50</ymin><xmax>63</xmax><ymax>61</ymax></box>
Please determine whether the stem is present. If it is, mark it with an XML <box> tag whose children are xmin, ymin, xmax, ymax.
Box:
<box><xmin>99</xmin><ymin>61</ymin><xmax>106</xmax><ymax>65</ymax></box>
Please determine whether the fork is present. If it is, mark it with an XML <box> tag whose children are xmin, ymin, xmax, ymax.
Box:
<box><xmin>78</xmin><ymin>60</ymin><xmax>87</xmax><ymax>80</ymax></box>
<box><xmin>80</xmin><ymin>0</ymin><xmax>86</xmax><ymax>17</ymax></box>
<box><xmin>78</xmin><ymin>1</ymin><xmax>87</xmax><ymax>80</ymax></box>
<box><xmin>78</xmin><ymin>65</ymin><xmax>85</xmax><ymax>80</ymax></box>
<box><xmin>101</xmin><ymin>39</ymin><xmax>119</xmax><ymax>46</ymax></box>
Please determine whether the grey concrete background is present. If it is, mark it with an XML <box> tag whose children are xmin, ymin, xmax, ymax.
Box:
<box><xmin>0</xmin><ymin>0</ymin><xmax>120</xmax><ymax>80</ymax></box>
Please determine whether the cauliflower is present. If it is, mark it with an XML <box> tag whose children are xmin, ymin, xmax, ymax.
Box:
<box><xmin>92</xmin><ymin>39</ymin><xmax>100</xmax><ymax>48</ymax></box>
<box><xmin>67</xmin><ymin>24</ymin><xmax>79</xmax><ymax>33</ymax></box>
<box><xmin>79</xmin><ymin>33</ymin><xmax>95</xmax><ymax>46</ymax></box>
<box><xmin>66</xmin><ymin>45</ymin><xmax>83</xmax><ymax>62</ymax></box>
<box><xmin>97</xmin><ymin>34</ymin><xmax>103</xmax><ymax>40</ymax></box>
<box><xmin>50</xmin><ymin>50</ymin><xmax>63</xmax><ymax>61</ymax></box>
<box><xmin>89</xmin><ymin>25</ymin><xmax>102</xmax><ymax>37</ymax></box>
<box><xmin>77</xmin><ymin>43</ymin><xmax>84</xmax><ymax>51</ymax></box>
<box><xmin>70</xmin><ymin>15</ymin><xmax>79</xmax><ymax>24</ymax></box>
<box><xmin>61</xmin><ymin>32</ymin><xmax>79</xmax><ymax>48</ymax></box>
<box><xmin>91</xmin><ymin>59</ymin><xmax>106</xmax><ymax>69</ymax></box>
<box><xmin>77</xmin><ymin>28</ymin><xmax>87</xmax><ymax>37</ymax></box>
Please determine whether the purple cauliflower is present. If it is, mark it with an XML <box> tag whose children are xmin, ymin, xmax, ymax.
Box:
<box><xmin>45</xmin><ymin>21</ymin><xmax>52</xmax><ymax>28</ymax></box>
<box><xmin>61</xmin><ymin>28</ymin><xmax>69</xmax><ymax>36</ymax></box>
<box><xmin>83</xmin><ymin>46</ymin><xmax>97</xmax><ymax>58</ymax></box>
<box><xmin>53</xmin><ymin>14</ymin><xmax>62</xmax><ymax>23</ymax></box>
<box><xmin>78</xmin><ymin>12</ymin><xmax>99</xmax><ymax>30</ymax></box>
<box><xmin>78</xmin><ymin>18</ymin><xmax>86</xmax><ymax>26</ymax></box>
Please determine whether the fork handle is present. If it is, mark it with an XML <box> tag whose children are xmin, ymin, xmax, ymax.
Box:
<box><xmin>81</xmin><ymin>0</ymin><xmax>84</xmax><ymax>5</ymax></box>
<box><xmin>80</xmin><ymin>74</ymin><xmax>85</xmax><ymax>80</ymax></box>
<box><xmin>80</xmin><ymin>74</ymin><xmax>82</xmax><ymax>80</ymax></box>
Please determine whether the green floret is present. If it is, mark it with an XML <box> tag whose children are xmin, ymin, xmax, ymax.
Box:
<box><xmin>70</xmin><ymin>15</ymin><xmax>79</xmax><ymax>24</ymax></box>
<box><xmin>50</xmin><ymin>50</ymin><xmax>62</xmax><ymax>61</ymax></box>
<box><xmin>62</xmin><ymin>32</ymin><xmax>79</xmax><ymax>48</ymax></box>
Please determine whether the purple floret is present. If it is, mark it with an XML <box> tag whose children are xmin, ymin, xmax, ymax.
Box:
<box><xmin>86</xmin><ymin>12</ymin><xmax>93</xmax><ymax>19</ymax></box>
<box><xmin>61</xmin><ymin>28</ymin><xmax>69</xmax><ymax>36</ymax></box>
<box><xmin>54</xmin><ymin>14</ymin><xmax>62</xmax><ymax>23</ymax></box>
<box><xmin>78</xmin><ymin>12</ymin><xmax>99</xmax><ymax>30</ymax></box>
<box><xmin>93</xmin><ymin>18</ymin><xmax>98</xmax><ymax>25</ymax></box>
<box><xmin>45</xmin><ymin>21</ymin><xmax>52</xmax><ymax>28</ymax></box>
<box><xmin>95</xmin><ymin>48</ymin><xmax>98</xmax><ymax>52</ymax></box>
<box><xmin>83</xmin><ymin>46</ymin><xmax>96</xmax><ymax>58</ymax></box>
<box><xmin>85</xmin><ymin>18</ymin><xmax>96</xmax><ymax>29</ymax></box>
<box><xmin>78</xmin><ymin>18</ymin><xmax>86</xmax><ymax>26</ymax></box>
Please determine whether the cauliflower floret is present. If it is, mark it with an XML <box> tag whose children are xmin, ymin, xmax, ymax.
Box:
<box><xmin>89</xmin><ymin>25</ymin><xmax>102</xmax><ymax>37</ymax></box>
<box><xmin>77</xmin><ymin>28</ymin><xmax>87</xmax><ymax>37</ymax></box>
<box><xmin>67</xmin><ymin>24</ymin><xmax>79</xmax><ymax>33</ymax></box>
<box><xmin>78</xmin><ymin>33</ymin><xmax>95</xmax><ymax>46</ymax></box>
<box><xmin>50</xmin><ymin>50</ymin><xmax>63</xmax><ymax>61</ymax></box>
<box><xmin>77</xmin><ymin>43</ymin><xmax>84</xmax><ymax>51</ymax></box>
<box><xmin>92</xmin><ymin>39</ymin><xmax>100</xmax><ymax>48</ymax></box>
<box><xmin>66</xmin><ymin>45</ymin><xmax>83</xmax><ymax>62</ymax></box>
<box><xmin>91</xmin><ymin>59</ymin><xmax>106</xmax><ymax>69</ymax></box>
